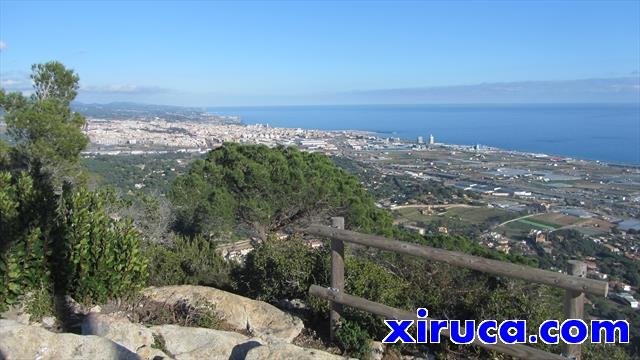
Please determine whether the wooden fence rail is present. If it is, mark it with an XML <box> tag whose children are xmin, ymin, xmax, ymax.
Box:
<box><xmin>305</xmin><ymin>218</ymin><xmax>610</xmax><ymax>360</ymax></box>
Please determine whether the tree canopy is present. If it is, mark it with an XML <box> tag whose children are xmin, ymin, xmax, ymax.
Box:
<box><xmin>0</xmin><ymin>61</ymin><xmax>88</xmax><ymax>173</ymax></box>
<box><xmin>170</xmin><ymin>143</ymin><xmax>393</xmax><ymax>238</ymax></box>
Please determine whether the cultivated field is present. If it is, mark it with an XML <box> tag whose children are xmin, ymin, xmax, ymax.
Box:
<box><xmin>394</xmin><ymin>205</ymin><xmax>517</xmax><ymax>227</ymax></box>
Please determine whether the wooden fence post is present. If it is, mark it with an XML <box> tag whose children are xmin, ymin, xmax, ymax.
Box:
<box><xmin>562</xmin><ymin>260</ymin><xmax>587</xmax><ymax>360</ymax></box>
<box><xmin>330</xmin><ymin>216</ymin><xmax>345</xmax><ymax>341</ymax></box>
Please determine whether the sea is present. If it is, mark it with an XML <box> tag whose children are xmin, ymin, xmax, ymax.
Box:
<box><xmin>208</xmin><ymin>104</ymin><xmax>640</xmax><ymax>165</ymax></box>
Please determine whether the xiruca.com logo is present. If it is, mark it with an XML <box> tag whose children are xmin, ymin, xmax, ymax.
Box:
<box><xmin>382</xmin><ymin>308</ymin><xmax>630</xmax><ymax>345</ymax></box>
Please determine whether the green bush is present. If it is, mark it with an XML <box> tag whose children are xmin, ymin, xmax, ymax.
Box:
<box><xmin>334</xmin><ymin>319</ymin><xmax>372</xmax><ymax>359</ymax></box>
<box><xmin>0</xmin><ymin>171</ymin><xmax>51</xmax><ymax>311</ymax></box>
<box><xmin>23</xmin><ymin>281</ymin><xmax>55</xmax><ymax>322</ymax></box>
<box><xmin>232</xmin><ymin>236</ymin><xmax>324</xmax><ymax>302</ymax></box>
<box><xmin>56</xmin><ymin>188</ymin><xmax>148</xmax><ymax>304</ymax></box>
<box><xmin>233</xmin><ymin>236</ymin><xmax>410</xmax><ymax>346</ymax></box>
<box><xmin>306</xmin><ymin>254</ymin><xmax>410</xmax><ymax>341</ymax></box>
<box><xmin>146</xmin><ymin>235</ymin><xmax>232</xmax><ymax>288</ymax></box>
<box><xmin>583</xmin><ymin>343</ymin><xmax>633</xmax><ymax>360</ymax></box>
<box><xmin>146</xmin><ymin>244</ymin><xmax>185</xmax><ymax>286</ymax></box>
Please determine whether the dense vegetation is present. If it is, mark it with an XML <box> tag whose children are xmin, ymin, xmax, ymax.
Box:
<box><xmin>84</xmin><ymin>152</ymin><xmax>199</xmax><ymax>195</ymax></box>
<box><xmin>0</xmin><ymin>171</ymin><xmax>53</xmax><ymax>309</ymax></box>
<box><xmin>55</xmin><ymin>188</ymin><xmax>148</xmax><ymax>303</ymax></box>
<box><xmin>0</xmin><ymin>62</ymin><xmax>147</xmax><ymax>310</ymax></box>
<box><xmin>170</xmin><ymin>143</ymin><xmax>393</xmax><ymax>239</ymax></box>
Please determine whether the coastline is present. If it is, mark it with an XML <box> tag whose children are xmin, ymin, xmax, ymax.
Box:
<box><xmin>207</xmin><ymin>103</ymin><xmax>640</xmax><ymax>166</ymax></box>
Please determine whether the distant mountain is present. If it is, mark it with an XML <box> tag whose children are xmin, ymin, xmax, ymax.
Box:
<box><xmin>72</xmin><ymin>102</ymin><xmax>241</xmax><ymax>124</ymax></box>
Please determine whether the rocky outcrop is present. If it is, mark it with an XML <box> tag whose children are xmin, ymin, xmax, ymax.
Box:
<box><xmin>245</xmin><ymin>342</ymin><xmax>348</xmax><ymax>360</ymax></box>
<box><xmin>150</xmin><ymin>324</ymin><xmax>262</xmax><ymax>360</ymax></box>
<box><xmin>368</xmin><ymin>340</ymin><xmax>386</xmax><ymax>360</ymax></box>
<box><xmin>1</xmin><ymin>285</ymin><xmax>348</xmax><ymax>360</ymax></box>
<box><xmin>82</xmin><ymin>312</ymin><xmax>155</xmax><ymax>353</ymax></box>
<box><xmin>150</xmin><ymin>325</ymin><xmax>347</xmax><ymax>360</ymax></box>
<box><xmin>0</xmin><ymin>304</ymin><xmax>31</xmax><ymax>325</ymax></box>
<box><xmin>142</xmin><ymin>285</ymin><xmax>304</xmax><ymax>342</ymax></box>
<box><xmin>0</xmin><ymin>319</ymin><xmax>140</xmax><ymax>360</ymax></box>
<box><xmin>1</xmin><ymin>316</ymin><xmax>346</xmax><ymax>360</ymax></box>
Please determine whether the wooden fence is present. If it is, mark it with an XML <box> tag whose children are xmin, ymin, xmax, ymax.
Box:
<box><xmin>305</xmin><ymin>217</ymin><xmax>609</xmax><ymax>360</ymax></box>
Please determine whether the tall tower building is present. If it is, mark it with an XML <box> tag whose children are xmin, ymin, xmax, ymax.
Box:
<box><xmin>429</xmin><ymin>134</ymin><xmax>435</xmax><ymax>145</ymax></box>
<box><xmin>417</xmin><ymin>136</ymin><xmax>424</xmax><ymax>144</ymax></box>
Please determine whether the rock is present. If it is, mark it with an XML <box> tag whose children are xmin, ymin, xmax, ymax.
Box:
<box><xmin>0</xmin><ymin>303</ymin><xmax>31</xmax><ymax>325</ymax></box>
<box><xmin>40</xmin><ymin>316</ymin><xmax>57</xmax><ymax>329</ymax></box>
<box><xmin>90</xmin><ymin>305</ymin><xmax>103</xmax><ymax>313</ymax></box>
<box><xmin>0</xmin><ymin>319</ymin><xmax>140</xmax><ymax>360</ymax></box>
<box><xmin>142</xmin><ymin>285</ymin><xmax>304</xmax><ymax>342</ymax></box>
<box><xmin>367</xmin><ymin>340</ymin><xmax>385</xmax><ymax>360</ymax></box>
<box><xmin>401</xmin><ymin>353</ymin><xmax>437</xmax><ymax>360</ymax></box>
<box><xmin>62</xmin><ymin>294</ymin><xmax>85</xmax><ymax>315</ymax></box>
<box><xmin>245</xmin><ymin>342</ymin><xmax>347</xmax><ymax>360</ymax></box>
<box><xmin>136</xmin><ymin>345</ymin><xmax>173</xmax><ymax>360</ymax></box>
<box><xmin>150</xmin><ymin>324</ymin><xmax>345</xmax><ymax>360</ymax></box>
<box><xmin>278</xmin><ymin>298</ymin><xmax>308</xmax><ymax>311</ymax></box>
<box><xmin>150</xmin><ymin>324</ymin><xmax>263</xmax><ymax>360</ymax></box>
<box><xmin>82</xmin><ymin>312</ymin><xmax>155</xmax><ymax>353</ymax></box>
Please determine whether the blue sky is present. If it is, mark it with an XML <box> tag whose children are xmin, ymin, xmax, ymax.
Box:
<box><xmin>1</xmin><ymin>0</ymin><xmax>639</xmax><ymax>106</ymax></box>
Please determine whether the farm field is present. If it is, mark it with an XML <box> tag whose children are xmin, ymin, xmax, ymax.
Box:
<box><xmin>531</xmin><ymin>212</ymin><xmax>582</xmax><ymax>227</ymax></box>
<box><xmin>515</xmin><ymin>219</ymin><xmax>557</xmax><ymax>231</ymax></box>
<box><xmin>497</xmin><ymin>212</ymin><xmax>614</xmax><ymax>239</ymax></box>
<box><xmin>394</xmin><ymin>205</ymin><xmax>517</xmax><ymax>227</ymax></box>
<box><xmin>500</xmin><ymin>220</ymin><xmax>538</xmax><ymax>239</ymax></box>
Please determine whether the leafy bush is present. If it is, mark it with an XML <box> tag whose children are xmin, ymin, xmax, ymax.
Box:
<box><xmin>146</xmin><ymin>244</ymin><xmax>185</xmax><ymax>286</ymax></box>
<box><xmin>23</xmin><ymin>281</ymin><xmax>55</xmax><ymax>322</ymax></box>
<box><xmin>0</xmin><ymin>171</ymin><xmax>52</xmax><ymax>311</ymax></box>
<box><xmin>334</xmin><ymin>319</ymin><xmax>372</xmax><ymax>359</ymax></box>
<box><xmin>233</xmin><ymin>236</ymin><xmax>409</xmax><ymax>346</ymax></box>
<box><xmin>233</xmin><ymin>236</ymin><xmax>324</xmax><ymax>302</ymax></box>
<box><xmin>305</xmin><ymin>254</ymin><xmax>410</xmax><ymax>342</ymax></box>
<box><xmin>583</xmin><ymin>343</ymin><xmax>633</xmax><ymax>360</ymax></box>
<box><xmin>55</xmin><ymin>188</ymin><xmax>148</xmax><ymax>304</ymax></box>
<box><xmin>146</xmin><ymin>235</ymin><xmax>233</xmax><ymax>288</ymax></box>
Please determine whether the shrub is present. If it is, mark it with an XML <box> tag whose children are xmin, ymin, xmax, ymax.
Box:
<box><xmin>146</xmin><ymin>235</ymin><xmax>232</xmax><ymax>288</ymax></box>
<box><xmin>129</xmin><ymin>295</ymin><xmax>223</xmax><ymax>330</ymax></box>
<box><xmin>0</xmin><ymin>171</ymin><xmax>51</xmax><ymax>311</ymax></box>
<box><xmin>583</xmin><ymin>343</ymin><xmax>633</xmax><ymax>360</ymax></box>
<box><xmin>232</xmin><ymin>236</ymin><xmax>410</xmax><ymax>347</ymax></box>
<box><xmin>146</xmin><ymin>244</ymin><xmax>185</xmax><ymax>286</ymax></box>
<box><xmin>55</xmin><ymin>188</ymin><xmax>148</xmax><ymax>304</ymax></box>
<box><xmin>334</xmin><ymin>319</ymin><xmax>372</xmax><ymax>359</ymax></box>
<box><xmin>308</xmin><ymin>254</ymin><xmax>410</xmax><ymax>340</ymax></box>
<box><xmin>232</xmin><ymin>236</ymin><xmax>326</xmax><ymax>302</ymax></box>
<box><xmin>23</xmin><ymin>281</ymin><xmax>55</xmax><ymax>322</ymax></box>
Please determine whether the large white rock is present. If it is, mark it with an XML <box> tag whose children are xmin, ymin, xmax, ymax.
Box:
<box><xmin>150</xmin><ymin>324</ymin><xmax>263</xmax><ymax>360</ymax></box>
<box><xmin>244</xmin><ymin>342</ymin><xmax>347</xmax><ymax>360</ymax></box>
<box><xmin>142</xmin><ymin>285</ymin><xmax>304</xmax><ymax>342</ymax></box>
<box><xmin>150</xmin><ymin>325</ymin><xmax>347</xmax><ymax>360</ymax></box>
<box><xmin>136</xmin><ymin>345</ymin><xmax>173</xmax><ymax>360</ymax></box>
<box><xmin>81</xmin><ymin>312</ymin><xmax>155</xmax><ymax>353</ymax></box>
<box><xmin>0</xmin><ymin>319</ymin><xmax>140</xmax><ymax>360</ymax></box>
